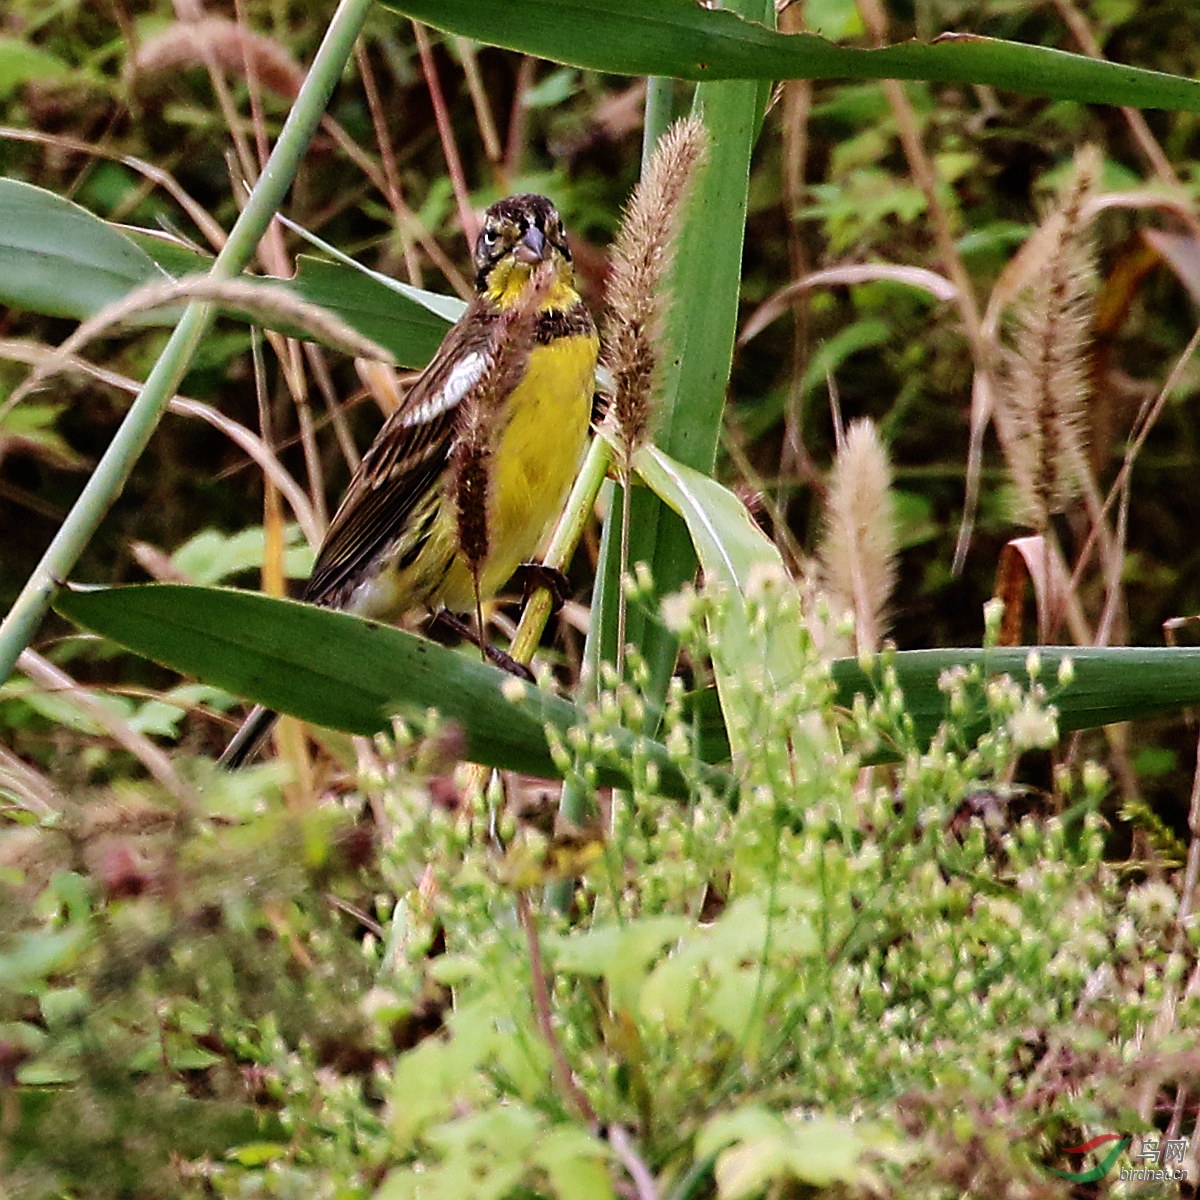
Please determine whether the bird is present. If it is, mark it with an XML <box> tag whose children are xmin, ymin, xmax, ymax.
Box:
<box><xmin>220</xmin><ymin>193</ymin><xmax>598</xmax><ymax>768</ymax></box>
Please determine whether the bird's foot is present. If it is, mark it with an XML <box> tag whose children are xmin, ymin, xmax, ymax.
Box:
<box><xmin>514</xmin><ymin>562</ymin><xmax>571</xmax><ymax>614</ymax></box>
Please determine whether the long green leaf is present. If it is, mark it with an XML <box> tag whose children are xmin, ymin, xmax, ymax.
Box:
<box><xmin>0</xmin><ymin>181</ymin><xmax>456</xmax><ymax>369</ymax></box>
<box><xmin>286</xmin><ymin>256</ymin><xmax>456</xmax><ymax>368</ymax></box>
<box><xmin>53</xmin><ymin>584</ymin><xmax>727</xmax><ymax>800</ymax></box>
<box><xmin>380</xmin><ymin>0</ymin><xmax>1200</xmax><ymax>110</ymax></box>
<box><xmin>634</xmin><ymin>445</ymin><xmax>820</xmax><ymax>760</ymax></box>
<box><xmin>686</xmin><ymin>646</ymin><xmax>1200</xmax><ymax>765</ymax></box>
<box><xmin>830</xmin><ymin>646</ymin><xmax>1200</xmax><ymax>746</ymax></box>
<box><xmin>605</xmin><ymin>0</ymin><xmax>770</xmax><ymax>735</ymax></box>
<box><xmin>0</xmin><ymin>178</ymin><xmax>166</xmax><ymax>320</ymax></box>
<box><xmin>125</xmin><ymin>231</ymin><xmax>464</xmax><ymax>344</ymax></box>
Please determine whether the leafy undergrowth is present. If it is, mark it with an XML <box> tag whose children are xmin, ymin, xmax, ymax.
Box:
<box><xmin>5</xmin><ymin>0</ymin><xmax>1200</xmax><ymax>1195</ymax></box>
<box><xmin>4</xmin><ymin>590</ymin><xmax>1197</xmax><ymax>1199</ymax></box>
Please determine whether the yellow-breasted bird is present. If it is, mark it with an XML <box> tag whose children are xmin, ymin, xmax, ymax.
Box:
<box><xmin>220</xmin><ymin>193</ymin><xmax>598</xmax><ymax>767</ymax></box>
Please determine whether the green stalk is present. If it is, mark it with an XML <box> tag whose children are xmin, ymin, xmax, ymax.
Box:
<box><xmin>581</xmin><ymin>74</ymin><xmax>679</xmax><ymax>687</ymax></box>
<box><xmin>546</xmin><ymin>76</ymin><xmax>681</xmax><ymax>918</ymax></box>
<box><xmin>0</xmin><ymin>0</ymin><xmax>375</xmax><ymax>685</ymax></box>
<box><xmin>548</xmin><ymin>53</ymin><xmax>764</xmax><ymax>909</ymax></box>
<box><xmin>640</xmin><ymin>77</ymin><xmax>677</xmax><ymax>171</ymax></box>
<box><xmin>544</xmin><ymin>442</ymin><xmax>615</xmax><ymax>914</ymax></box>
<box><xmin>508</xmin><ymin>434</ymin><xmax>613</xmax><ymax>664</ymax></box>
<box><xmin>593</xmin><ymin>0</ymin><xmax>774</xmax><ymax>731</ymax></box>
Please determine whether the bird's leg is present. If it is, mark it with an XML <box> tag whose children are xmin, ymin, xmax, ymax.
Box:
<box><xmin>429</xmin><ymin>609</ymin><xmax>536</xmax><ymax>683</ymax></box>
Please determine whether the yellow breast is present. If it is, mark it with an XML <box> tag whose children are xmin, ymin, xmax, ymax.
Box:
<box><xmin>435</xmin><ymin>328</ymin><xmax>598</xmax><ymax>611</ymax></box>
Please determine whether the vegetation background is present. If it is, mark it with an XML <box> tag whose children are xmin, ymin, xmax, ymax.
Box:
<box><xmin>3</xmin><ymin>0</ymin><xmax>1200</xmax><ymax>1196</ymax></box>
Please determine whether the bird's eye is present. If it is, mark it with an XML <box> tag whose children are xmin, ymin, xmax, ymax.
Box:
<box><xmin>481</xmin><ymin>227</ymin><xmax>499</xmax><ymax>247</ymax></box>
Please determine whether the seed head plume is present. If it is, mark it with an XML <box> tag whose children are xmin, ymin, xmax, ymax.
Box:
<box><xmin>600</xmin><ymin>115</ymin><xmax>709</xmax><ymax>471</ymax></box>
<box><xmin>816</xmin><ymin>417</ymin><xmax>897</xmax><ymax>657</ymax></box>
<box><xmin>130</xmin><ymin>18</ymin><xmax>304</xmax><ymax>100</ymax></box>
<box><xmin>997</xmin><ymin>145</ymin><xmax>1100</xmax><ymax>531</ymax></box>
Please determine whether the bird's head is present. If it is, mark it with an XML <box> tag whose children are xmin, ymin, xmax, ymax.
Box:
<box><xmin>473</xmin><ymin>193</ymin><xmax>577</xmax><ymax>309</ymax></box>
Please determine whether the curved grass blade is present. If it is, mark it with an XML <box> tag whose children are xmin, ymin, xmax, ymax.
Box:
<box><xmin>0</xmin><ymin>181</ymin><xmax>456</xmax><ymax>370</ymax></box>
<box><xmin>380</xmin><ymin>0</ymin><xmax>1200</xmax><ymax>111</ymax></box>
<box><xmin>633</xmin><ymin>444</ymin><xmax>833</xmax><ymax>766</ymax></box>
<box><xmin>54</xmin><ymin>583</ymin><xmax>727</xmax><ymax>799</ymax></box>
<box><xmin>0</xmin><ymin>179</ymin><xmax>166</xmax><ymax>321</ymax></box>
<box><xmin>689</xmin><ymin>645</ymin><xmax>1200</xmax><ymax>765</ymax></box>
<box><xmin>633</xmin><ymin>443</ymin><xmax>805</xmax><ymax>695</ymax></box>
<box><xmin>286</xmin><ymin>256</ymin><xmax>455</xmax><ymax>368</ymax></box>
<box><xmin>121</xmin><ymin>234</ymin><xmax>462</xmax><ymax>366</ymax></box>
<box><xmin>831</xmin><ymin>645</ymin><xmax>1200</xmax><ymax>749</ymax></box>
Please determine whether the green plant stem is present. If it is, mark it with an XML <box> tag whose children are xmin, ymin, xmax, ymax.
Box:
<box><xmin>465</xmin><ymin>433</ymin><xmax>609</xmax><ymax>814</ymax></box>
<box><xmin>536</xmin><ymin>439</ymin><xmax>613</xmax><ymax>916</ymax></box>
<box><xmin>547</xmin><ymin>80</ymin><xmax>680</xmax><ymax>914</ymax></box>
<box><xmin>0</xmin><ymin>0</ymin><xmax>375</xmax><ymax>686</ymax></box>
<box><xmin>508</xmin><ymin>434</ymin><xmax>613</xmax><ymax>665</ymax></box>
<box><xmin>641</xmin><ymin>77</ymin><xmax>676</xmax><ymax>169</ymax></box>
<box><xmin>595</xmin><ymin>0</ymin><xmax>774</xmax><ymax>735</ymax></box>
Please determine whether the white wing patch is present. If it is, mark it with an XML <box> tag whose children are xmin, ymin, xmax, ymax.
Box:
<box><xmin>403</xmin><ymin>350</ymin><xmax>488</xmax><ymax>428</ymax></box>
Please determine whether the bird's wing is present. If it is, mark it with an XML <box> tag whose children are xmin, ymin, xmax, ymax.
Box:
<box><xmin>302</xmin><ymin>303</ymin><xmax>499</xmax><ymax>606</ymax></box>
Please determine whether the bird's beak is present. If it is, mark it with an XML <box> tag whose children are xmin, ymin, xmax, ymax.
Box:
<box><xmin>513</xmin><ymin>224</ymin><xmax>547</xmax><ymax>264</ymax></box>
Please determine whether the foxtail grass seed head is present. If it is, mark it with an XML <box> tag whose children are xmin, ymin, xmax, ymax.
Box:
<box><xmin>130</xmin><ymin>17</ymin><xmax>304</xmax><ymax>100</ymax></box>
<box><xmin>599</xmin><ymin>115</ymin><xmax>709</xmax><ymax>469</ymax></box>
<box><xmin>452</xmin><ymin>262</ymin><xmax>554</xmax><ymax>570</ymax></box>
<box><xmin>816</xmin><ymin>418</ymin><xmax>897</xmax><ymax>657</ymax></box>
<box><xmin>997</xmin><ymin>145</ymin><xmax>1100</xmax><ymax>530</ymax></box>
<box><xmin>452</xmin><ymin>438</ymin><xmax>491</xmax><ymax>571</ymax></box>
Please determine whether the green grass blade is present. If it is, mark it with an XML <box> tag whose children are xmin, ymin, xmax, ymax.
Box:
<box><xmin>0</xmin><ymin>185</ymin><xmax>455</xmax><ymax>369</ymax></box>
<box><xmin>604</xmin><ymin>0</ymin><xmax>771</xmax><ymax>732</ymax></box>
<box><xmin>688</xmin><ymin>646</ymin><xmax>1200</xmax><ymax>765</ymax></box>
<box><xmin>634</xmin><ymin>445</ymin><xmax>816</xmax><ymax>762</ymax></box>
<box><xmin>54</xmin><ymin>584</ymin><xmax>727</xmax><ymax>799</ymax></box>
<box><xmin>286</xmin><ymin>256</ymin><xmax>455</xmax><ymax>367</ymax></box>
<box><xmin>379</xmin><ymin>0</ymin><xmax>1200</xmax><ymax>110</ymax></box>
<box><xmin>0</xmin><ymin>179</ymin><xmax>166</xmax><ymax>320</ymax></box>
<box><xmin>831</xmin><ymin>646</ymin><xmax>1200</xmax><ymax>746</ymax></box>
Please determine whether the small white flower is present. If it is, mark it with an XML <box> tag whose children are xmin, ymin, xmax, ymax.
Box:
<box><xmin>1007</xmin><ymin>697</ymin><xmax>1059</xmax><ymax>750</ymax></box>
<box><xmin>983</xmin><ymin>597</ymin><xmax>1005</xmax><ymax>635</ymax></box>
<box><xmin>660</xmin><ymin>586</ymin><xmax>697</xmax><ymax>633</ymax></box>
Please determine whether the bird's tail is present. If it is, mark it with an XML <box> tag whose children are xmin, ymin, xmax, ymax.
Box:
<box><xmin>218</xmin><ymin>704</ymin><xmax>280</xmax><ymax>769</ymax></box>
